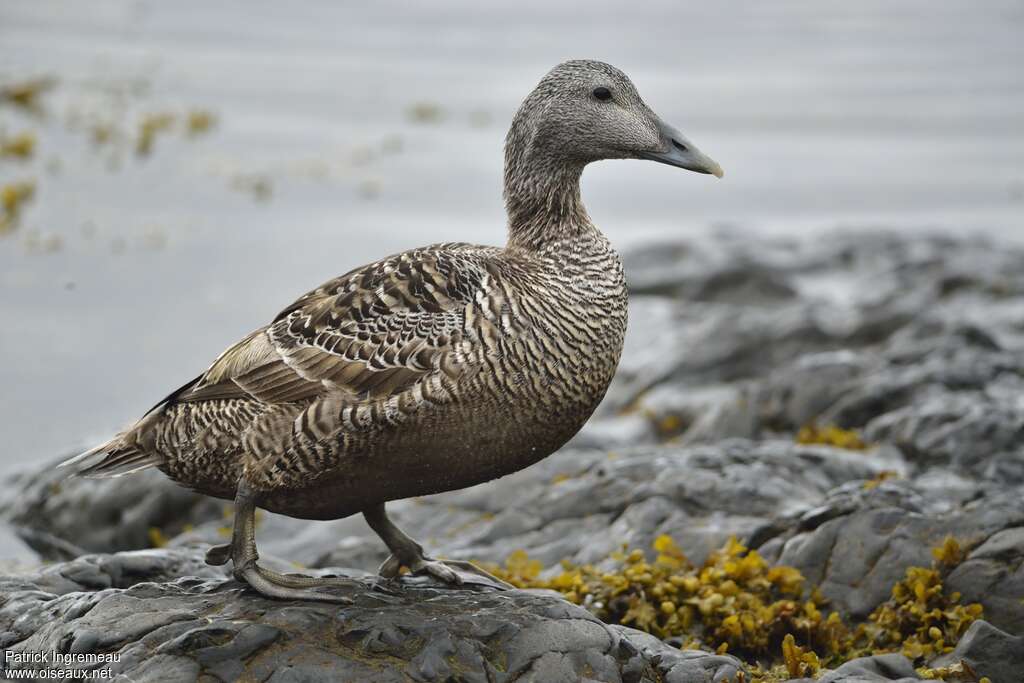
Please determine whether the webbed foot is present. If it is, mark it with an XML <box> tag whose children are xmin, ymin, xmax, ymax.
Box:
<box><xmin>232</xmin><ymin>558</ymin><xmax>355</xmax><ymax>604</ymax></box>
<box><xmin>218</xmin><ymin>481</ymin><xmax>354</xmax><ymax>603</ymax></box>
<box><xmin>379</xmin><ymin>553</ymin><xmax>514</xmax><ymax>590</ymax></box>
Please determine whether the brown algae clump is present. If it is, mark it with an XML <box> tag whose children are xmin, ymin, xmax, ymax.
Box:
<box><xmin>484</xmin><ymin>535</ymin><xmax>984</xmax><ymax>675</ymax></box>
<box><xmin>781</xmin><ymin>633</ymin><xmax>821</xmax><ymax>678</ymax></box>
<box><xmin>931</xmin><ymin>535</ymin><xmax>966</xmax><ymax>567</ymax></box>
<box><xmin>918</xmin><ymin>661</ymin><xmax>989</xmax><ymax>681</ymax></box>
<box><xmin>863</xmin><ymin>470</ymin><xmax>900</xmax><ymax>490</ymax></box>
<box><xmin>90</xmin><ymin>121</ymin><xmax>116</xmax><ymax>146</ymax></box>
<box><xmin>0</xmin><ymin>131</ymin><xmax>37</xmax><ymax>160</ymax></box>
<box><xmin>796</xmin><ymin>423</ymin><xmax>868</xmax><ymax>450</ymax></box>
<box><xmin>0</xmin><ymin>77</ymin><xmax>55</xmax><ymax>114</ymax></box>
<box><xmin>0</xmin><ymin>180</ymin><xmax>36</xmax><ymax>234</ymax></box>
<box><xmin>186</xmin><ymin>109</ymin><xmax>217</xmax><ymax>137</ymax></box>
<box><xmin>136</xmin><ymin>112</ymin><xmax>176</xmax><ymax>156</ymax></box>
<box><xmin>486</xmin><ymin>536</ymin><xmax>839</xmax><ymax>657</ymax></box>
<box><xmin>147</xmin><ymin>526</ymin><xmax>169</xmax><ymax>548</ymax></box>
<box><xmin>861</xmin><ymin>565</ymin><xmax>982</xmax><ymax>661</ymax></box>
<box><xmin>407</xmin><ymin>102</ymin><xmax>444</xmax><ymax>124</ymax></box>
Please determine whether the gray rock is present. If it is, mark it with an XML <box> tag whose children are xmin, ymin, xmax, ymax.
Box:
<box><xmin>774</xmin><ymin>487</ymin><xmax>1024</xmax><ymax>627</ymax></box>
<box><xmin>0</xmin><ymin>548</ymin><xmax>743</xmax><ymax>683</ymax></box>
<box><xmin>609</xmin><ymin>626</ymin><xmax>743</xmax><ymax>683</ymax></box>
<box><xmin>613</xmin><ymin>232</ymin><xmax>1024</xmax><ymax>471</ymax></box>
<box><xmin>931</xmin><ymin>620</ymin><xmax>1024</xmax><ymax>683</ymax></box>
<box><xmin>812</xmin><ymin>652</ymin><xmax>921</xmax><ymax>682</ymax></box>
<box><xmin>864</xmin><ymin>391</ymin><xmax>1024</xmax><ymax>475</ymax></box>
<box><xmin>946</xmin><ymin>527</ymin><xmax>1024</xmax><ymax>635</ymax></box>
<box><xmin>0</xmin><ymin>460</ymin><xmax>221</xmax><ymax>560</ymax></box>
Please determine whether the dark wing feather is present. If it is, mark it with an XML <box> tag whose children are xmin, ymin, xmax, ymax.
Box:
<box><xmin>180</xmin><ymin>244</ymin><xmax>492</xmax><ymax>406</ymax></box>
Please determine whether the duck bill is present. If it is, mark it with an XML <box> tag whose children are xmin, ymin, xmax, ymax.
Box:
<box><xmin>638</xmin><ymin>119</ymin><xmax>724</xmax><ymax>178</ymax></box>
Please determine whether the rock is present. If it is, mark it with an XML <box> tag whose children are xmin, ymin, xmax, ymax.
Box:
<box><xmin>772</xmin><ymin>486</ymin><xmax>1024</xmax><ymax>626</ymax></box>
<box><xmin>569</xmin><ymin>413</ymin><xmax>658</xmax><ymax>450</ymax></box>
<box><xmin>629</xmin><ymin>257</ymin><xmax>798</xmax><ymax>305</ymax></box>
<box><xmin>0</xmin><ymin>548</ymin><xmax>744</xmax><ymax>683</ymax></box>
<box><xmin>931</xmin><ymin>620</ymin><xmax>1024</xmax><ymax>683</ymax></box>
<box><xmin>612</xmin><ymin>231</ymin><xmax>1024</xmax><ymax>467</ymax></box>
<box><xmin>864</xmin><ymin>390</ymin><xmax>1024</xmax><ymax>477</ymax></box>
<box><xmin>686</xmin><ymin>350</ymin><xmax>877</xmax><ymax>444</ymax></box>
<box><xmin>608</xmin><ymin>626</ymin><xmax>743</xmax><ymax>683</ymax></box>
<box><xmin>945</xmin><ymin>527</ymin><xmax>1024</xmax><ymax>635</ymax></box>
<box><xmin>811</xmin><ymin>652</ymin><xmax>921</xmax><ymax>682</ymax></box>
<box><xmin>0</xmin><ymin>458</ymin><xmax>221</xmax><ymax>560</ymax></box>
<box><xmin>0</xmin><ymin>547</ymin><xmax>224</xmax><ymax>596</ymax></box>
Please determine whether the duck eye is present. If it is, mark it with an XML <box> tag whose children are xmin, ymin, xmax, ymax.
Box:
<box><xmin>592</xmin><ymin>87</ymin><xmax>612</xmax><ymax>101</ymax></box>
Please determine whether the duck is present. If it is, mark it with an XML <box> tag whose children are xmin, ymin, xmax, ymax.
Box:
<box><xmin>62</xmin><ymin>59</ymin><xmax>723</xmax><ymax>602</ymax></box>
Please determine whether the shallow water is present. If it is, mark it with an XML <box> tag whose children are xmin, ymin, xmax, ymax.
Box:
<box><xmin>1</xmin><ymin>0</ymin><xmax>1022</xmax><ymax>474</ymax></box>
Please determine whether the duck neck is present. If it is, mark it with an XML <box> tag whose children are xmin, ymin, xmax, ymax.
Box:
<box><xmin>503</xmin><ymin>145</ymin><xmax>594</xmax><ymax>252</ymax></box>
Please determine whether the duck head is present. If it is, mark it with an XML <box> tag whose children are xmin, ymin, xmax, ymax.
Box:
<box><xmin>506</xmin><ymin>59</ymin><xmax>723</xmax><ymax>182</ymax></box>
<box><xmin>503</xmin><ymin>60</ymin><xmax>722</xmax><ymax>247</ymax></box>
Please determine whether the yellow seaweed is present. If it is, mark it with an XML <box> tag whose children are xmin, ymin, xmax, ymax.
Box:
<box><xmin>482</xmin><ymin>535</ymin><xmax>984</xmax><ymax>679</ymax></box>
<box><xmin>796</xmin><ymin>423</ymin><xmax>868</xmax><ymax>450</ymax></box>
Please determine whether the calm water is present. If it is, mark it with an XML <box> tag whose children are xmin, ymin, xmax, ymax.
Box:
<box><xmin>1</xmin><ymin>0</ymin><xmax>1023</xmax><ymax>473</ymax></box>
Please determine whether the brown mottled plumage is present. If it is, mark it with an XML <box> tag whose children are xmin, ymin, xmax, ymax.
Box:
<box><xmin>62</xmin><ymin>60</ymin><xmax>723</xmax><ymax>601</ymax></box>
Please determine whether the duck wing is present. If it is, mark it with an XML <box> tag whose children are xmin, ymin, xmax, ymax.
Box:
<box><xmin>180</xmin><ymin>243</ymin><xmax>500</xmax><ymax>405</ymax></box>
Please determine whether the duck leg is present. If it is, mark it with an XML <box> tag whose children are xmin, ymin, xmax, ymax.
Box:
<box><xmin>206</xmin><ymin>480</ymin><xmax>354</xmax><ymax>603</ymax></box>
<box><xmin>363</xmin><ymin>504</ymin><xmax>513</xmax><ymax>590</ymax></box>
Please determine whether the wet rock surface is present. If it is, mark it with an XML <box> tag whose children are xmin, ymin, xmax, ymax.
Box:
<box><xmin>2</xmin><ymin>230</ymin><xmax>1023</xmax><ymax>681</ymax></box>
<box><xmin>0</xmin><ymin>465</ymin><xmax>221</xmax><ymax>561</ymax></box>
<box><xmin>804</xmin><ymin>653</ymin><xmax>922</xmax><ymax>683</ymax></box>
<box><xmin>931</xmin><ymin>620</ymin><xmax>1024</xmax><ymax>683</ymax></box>
<box><xmin>0</xmin><ymin>549</ymin><xmax>742</xmax><ymax>683</ymax></box>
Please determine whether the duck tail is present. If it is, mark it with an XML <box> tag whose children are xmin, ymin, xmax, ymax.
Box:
<box><xmin>58</xmin><ymin>441</ymin><xmax>160</xmax><ymax>478</ymax></box>
<box><xmin>58</xmin><ymin>411</ymin><xmax>164</xmax><ymax>478</ymax></box>
<box><xmin>59</xmin><ymin>374</ymin><xmax>205</xmax><ymax>478</ymax></box>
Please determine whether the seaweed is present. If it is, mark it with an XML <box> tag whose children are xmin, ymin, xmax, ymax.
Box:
<box><xmin>482</xmin><ymin>535</ymin><xmax>985</xmax><ymax>681</ymax></box>
<box><xmin>861</xmin><ymin>564</ymin><xmax>982</xmax><ymax>662</ymax></box>
<box><xmin>406</xmin><ymin>102</ymin><xmax>444</xmax><ymax>124</ymax></box>
<box><xmin>0</xmin><ymin>131</ymin><xmax>37</xmax><ymax>160</ymax></box>
<box><xmin>918</xmin><ymin>661</ymin><xmax>990</xmax><ymax>682</ymax></box>
<box><xmin>136</xmin><ymin>112</ymin><xmax>176</xmax><ymax>156</ymax></box>
<box><xmin>0</xmin><ymin>77</ymin><xmax>55</xmax><ymax>115</ymax></box>
<box><xmin>796</xmin><ymin>423</ymin><xmax>868</xmax><ymax>450</ymax></box>
<box><xmin>148</xmin><ymin>526</ymin><xmax>169</xmax><ymax>548</ymax></box>
<box><xmin>186</xmin><ymin>109</ymin><xmax>216</xmax><ymax>137</ymax></box>
<box><xmin>863</xmin><ymin>470</ymin><xmax>899</xmax><ymax>490</ymax></box>
<box><xmin>0</xmin><ymin>180</ymin><xmax>36</xmax><ymax>235</ymax></box>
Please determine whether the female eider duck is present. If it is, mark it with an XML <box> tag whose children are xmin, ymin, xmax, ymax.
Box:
<box><xmin>63</xmin><ymin>60</ymin><xmax>723</xmax><ymax>602</ymax></box>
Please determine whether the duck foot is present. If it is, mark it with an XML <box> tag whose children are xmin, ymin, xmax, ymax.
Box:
<box><xmin>214</xmin><ymin>481</ymin><xmax>354</xmax><ymax>604</ymax></box>
<box><xmin>233</xmin><ymin>560</ymin><xmax>355</xmax><ymax>603</ymax></box>
<box><xmin>380</xmin><ymin>553</ymin><xmax>515</xmax><ymax>590</ymax></box>
<box><xmin>365</xmin><ymin>504</ymin><xmax>513</xmax><ymax>591</ymax></box>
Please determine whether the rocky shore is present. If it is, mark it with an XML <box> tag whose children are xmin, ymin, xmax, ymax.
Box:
<box><xmin>2</xmin><ymin>230</ymin><xmax>1022</xmax><ymax>682</ymax></box>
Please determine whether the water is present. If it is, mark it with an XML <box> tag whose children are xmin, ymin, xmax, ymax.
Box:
<box><xmin>1</xmin><ymin>0</ymin><xmax>1022</xmax><ymax>473</ymax></box>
